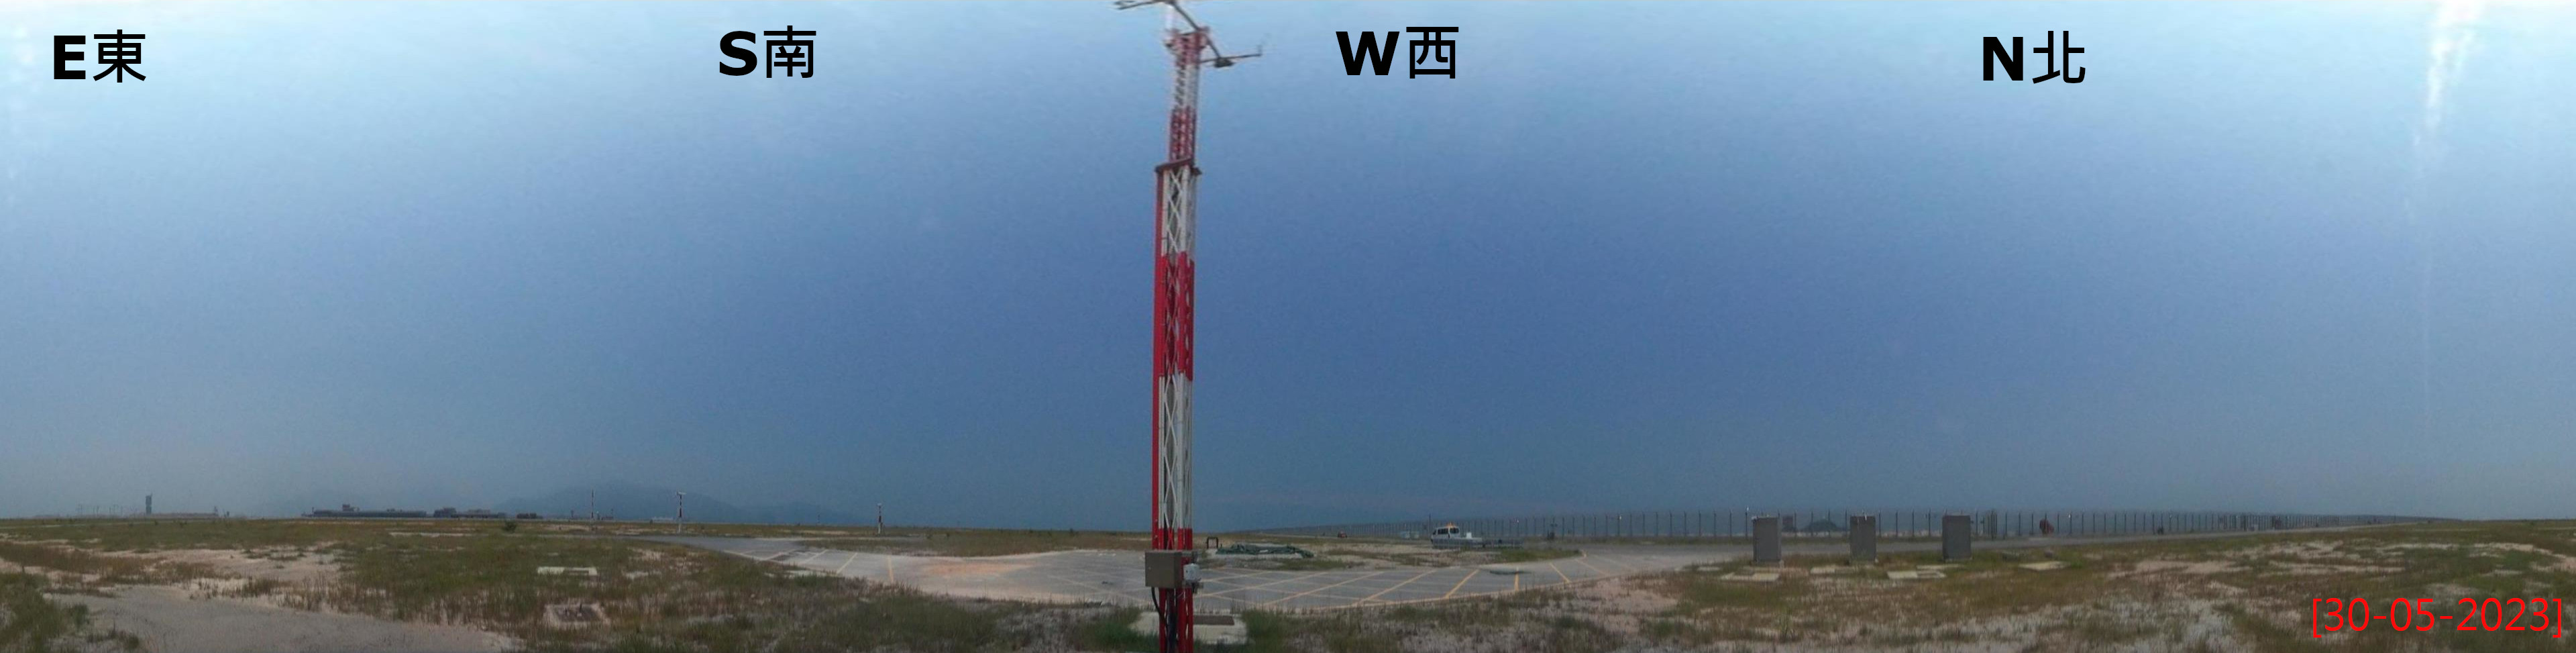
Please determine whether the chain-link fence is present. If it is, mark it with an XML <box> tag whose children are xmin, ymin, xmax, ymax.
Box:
<box><xmin>1248</xmin><ymin>509</ymin><xmax>2441</xmax><ymax>542</ymax></box>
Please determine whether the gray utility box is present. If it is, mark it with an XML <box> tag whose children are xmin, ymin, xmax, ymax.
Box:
<box><xmin>1144</xmin><ymin>550</ymin><xmax>1192</xmax><ymax>589</ymax></box>
<box><xmin>1941</xmin><ymin>513</ymin><xmax>1972</xmax><ymax>562</ymax></box>
<box><xmin>1848</xmin><ymin>514</ymin><xmax>1878</xmax><ymax>564</ymax></box>
<box><xmin>1750</xmin><ymin>515</ymin><xmax>1782</xmax><ymax>566</ymax></box>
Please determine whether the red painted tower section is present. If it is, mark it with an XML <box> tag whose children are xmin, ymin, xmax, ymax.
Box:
<box><xmin>1149</xmin><ymin>25</ymin><xmax>1208</xmax><ymax>653</ymax></box>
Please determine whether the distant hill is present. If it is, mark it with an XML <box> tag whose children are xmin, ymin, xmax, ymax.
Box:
<box><xmin>494</xmin><ymin>483</ymin><xmax>864</xmax><ymax>525</ymax></box>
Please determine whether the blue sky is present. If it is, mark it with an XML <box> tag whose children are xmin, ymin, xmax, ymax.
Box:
<box><xmin>3</xmin><ymin>2</ymin><xmax>2572</xmax><ymax>528</ymax></box>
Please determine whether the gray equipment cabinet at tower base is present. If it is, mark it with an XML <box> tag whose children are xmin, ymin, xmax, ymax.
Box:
<box><xmin>1144</xmin><ymin>550</ymin><xmax>1192</xmax><ymax>589</ymax></box>
<box><xmin>1848</xmin><ymin>514</ymin><xmax>1877</xmax><ymax>564</ymax></box>
<box><xmin>1941</xmin><ymin>513</ymin><xmax>1972</xmax><ymax>562</ymax></box>
<box><xmin>1751</xmin><ymin>515</ymin><xmax>1782</xmax><ymax>566</ymax></box>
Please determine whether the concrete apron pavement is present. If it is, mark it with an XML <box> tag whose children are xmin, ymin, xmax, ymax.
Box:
<box><xmin>647</xmin><ymin>536</ymin><xmax>1724</xmax><ymax>611</ymax></box>
<box><xmin>649</xmin><ymin>528</ymin><xmax>2335</xmax><ymax>612</ymax></box>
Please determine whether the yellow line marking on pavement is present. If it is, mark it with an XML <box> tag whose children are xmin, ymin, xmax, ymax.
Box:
<box><xmin>1548</xmin><ymin>560</ymin><xmax>1570</xmax><ymax>584</ymax></box>
<box><xmin>1360</xmin><ymin>568</ymin><xmax>1443</xmax><ymax>603</ymax></box>
<box><xmin>1572</xmin><ymin>555</ymin><xmax>1610</xmax><ymax>577</ymax></box>
<box><xmin>1440</xmin><ymin>568</ymin><xmax>1478</xmax><ymax>599</ymax></box>
<box><xmin>885</xmin><ymin>556</ymin><xmax>895</xmax><ymax>582</ymax></box>
<box><xmin>833</xmin><ymin>552</ymin><xmax>857</xmax><ymax>576</ymax></box>
<box><xmin>1261</xmin><ymin>570</ymin><xmax>1393</xmax><ymax>607</ymax></box>
<box><xmin>1205</xmin><ymin>572</ymin><xmax>1312</xmax><ymax>596</ymax></box>
<box><xmin>1513</xmin><ymin>574</ymin><xmax>1520</xmax><ymax>591</ymax></box>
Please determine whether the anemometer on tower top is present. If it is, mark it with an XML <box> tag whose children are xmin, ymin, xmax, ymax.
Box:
<box><xmin>1114</xmin><ymin>0</ymin><xmax>1263</xmax><ymax>68</ymax></box>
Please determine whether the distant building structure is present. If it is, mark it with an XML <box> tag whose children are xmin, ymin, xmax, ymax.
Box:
<box><xmin>307</xmin><ymin>504</ymin><xmax>430</xmax><ymax>519</ymax></box>
<box><xmin>310</xmin><ymin>504</ymin><xmax>534</xmax><ymax>519</ymax></box>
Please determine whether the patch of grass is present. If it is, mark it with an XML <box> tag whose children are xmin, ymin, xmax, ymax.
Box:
<box><xmin>1075</xmin><ymin>607</ymin><xmax>1151</xmax><ymax>652</ymax></box>
<box><xmin>1226</xmin><ymin>590</ymin><xmax>1621</xmax><ymax>652</ymax></box>
<box><xmin>1537</xmin><ymin>615</ymin><xmax>1613</xmax><ymax>653</ymax></box>
<box><xmin>1303</xmin><ymin>611</ymin><xmax>1397</xmax><ymax>653</ymax></box>
<box><xmin>1265</xmin><ymin>558</ymin><xmax>1362</xmax><ymax>571</ymax></box>
<box><xmin>300</xmin><ymin>532</ymin><xmax>651</xmax><ymax>625</ymax></box>
<box><xmin>1303</xmin><ymin>545</ymin><xmax>1551</xmax><ymax>569</ymax></box>
<box><xmin>1381</xmin><ymin>605</ymin><xmax>1435</xmax><ymax>623</ymax></box>
<box><xmin>2216</xmin><ymin>602</ymin><xmax>2330</xmax><ymax>653</ymax></box>
<box><xmin>1309</xmin><ymin>548</ymin><xmax>1448</xmax><ymax>568</ymax></box>
<box><xmin>17</xmin><ymin>519</ymin><xmax>1028</xmax><ymax>653</ymax></box>
<box><xmin>0</xmin><ymin>542</ymin><xmax>144</xmax><ymax>579</ymax></box>
<box><xmin>1237</xmin><ymin>611</ymin><xmax>1301</xmax><ymax>653</ymax></box>
<box><xmin>0</xmin><ymin>573</ymin><xmax>83</xmax><ymax>652</ymax></box>
<box><xmin>641</xmin><ymin>523</ymin><xmax>877</xmax><ymax>539</ymax></box>
<box><xmin>0</xmin><ymin>572</ymin><xmax>142</xmax><ymax>652</ymax></box>
<box><xmin>2051</xmin><ymin>608</ymin><xmax>2161</xmax><ymax>646</ymax></box>
<box><xmin>1640</xmin><ymin>617</ymin><xmax>1707</xmax><ymax>644</ymax></box>
<box><xmin>1913</xmin><ymin>556</ymin><xmax>2122</xmax><ymax>623</ymax></box>
<box><xmin>223</xmin><ymin>577</ymin><xmax>287</xmax><ymax>599</ymax></box>
<box><xmin>0</xmin><ymin>540</ymin><xmax>212</xmax><ymax>587</ymax></box>
<box><xmin>1239</xmin><ymin>607</ymin><xmax>1573</xmax><ymax>653</ymax></box>
<box><xmin>1660</xmin><ymin>569</ymin><xmax>1804</xmax><ymax>613</ymax></box>
<box><xmin>744</xmin><ymin>586</ymin><xmax>1014</xmax><ymax>653</ymax></box>
<box><xmin>1493</xmin><ymin>548</ymin><xmax>1580</xmax><ymax>564</ymax></box>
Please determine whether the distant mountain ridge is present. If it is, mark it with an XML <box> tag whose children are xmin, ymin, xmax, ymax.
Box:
<box><xmin>494</xmin><ymin>483</ymin><xmax>865</xmax><ymax>525</ymax></box>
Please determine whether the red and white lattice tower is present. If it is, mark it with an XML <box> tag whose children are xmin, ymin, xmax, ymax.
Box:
<box><xmin>1149</xmin><ymin>23</ymin><xmax>1207</xmax><ymax>652</ymax></box>
<box><xmin>1116</xmin><ymin>1</ymin><xmax>1253</xmax><ymax>650</ymax></box>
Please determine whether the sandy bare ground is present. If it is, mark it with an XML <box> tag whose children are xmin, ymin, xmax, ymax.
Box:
<box><xmin>10</xmin><ymin>546</ymin><xmax>515</xmax><ymax>652</ymax></box>
<box><xmin>129</xmin><ymin>548</ymin><xmax>340</xmax><ymax>585</ymax></box>
<box><xmin>51</xmin><ymin>585</ymin><xmax>515</xmax><ymax>653</ymax></box>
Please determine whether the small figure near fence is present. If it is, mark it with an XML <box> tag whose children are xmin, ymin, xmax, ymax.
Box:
<box><xmin>2039</xmin><ymin>517</ymin><xmax>2054</xmax><ymax>537</ymax></box>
